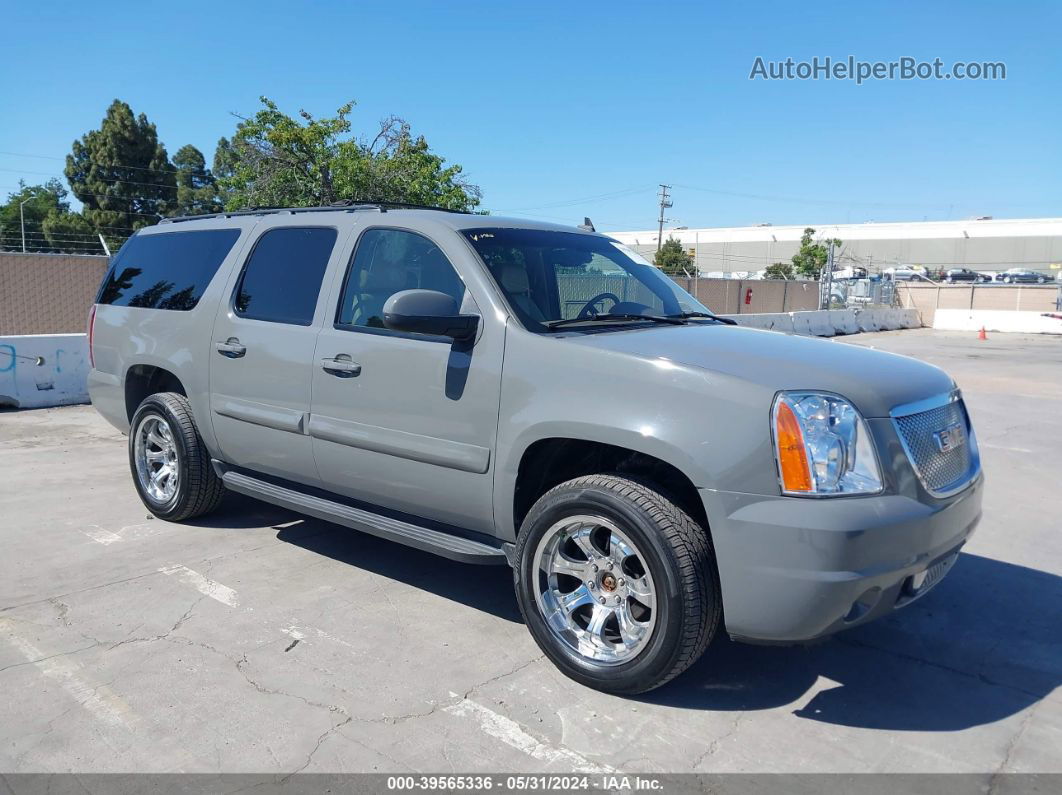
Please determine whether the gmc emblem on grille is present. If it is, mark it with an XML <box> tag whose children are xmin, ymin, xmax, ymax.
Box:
<box><xmin>933</xmin><ymin>422</ymin><xmax>966</xmax><ymax>453</ymax></box>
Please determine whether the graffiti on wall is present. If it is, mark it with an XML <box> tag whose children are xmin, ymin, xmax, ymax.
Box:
<box><xmin>0</xmin><ymin>336</ymin><xmax>90</xmax><ymax>409</ymax></box>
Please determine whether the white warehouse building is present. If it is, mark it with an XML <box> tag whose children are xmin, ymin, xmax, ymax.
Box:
<box><xmin>610</xmin><ymin>217</ymin><xmax>1062</xmax><ymax>278</ymax></box>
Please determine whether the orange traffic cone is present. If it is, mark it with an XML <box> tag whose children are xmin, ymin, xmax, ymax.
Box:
<box><xmin>978</xmin><ymin>326</ymin><xmax>987</xmax><ymax>340</ymax></box>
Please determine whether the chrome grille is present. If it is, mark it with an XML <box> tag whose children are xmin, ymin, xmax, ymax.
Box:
<box><xmin>893</xmin><ymin>398</ymin><xmax>977</xmax><ymax>496</ymax></box>
<box><xmin>920</xmin><ymin>552</ymin><xmax>958</xmax><ymax>593</ymax></box>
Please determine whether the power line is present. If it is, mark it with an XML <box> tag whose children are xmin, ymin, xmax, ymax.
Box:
<box><xmin>0</xmin><ymin>166</ymin><xmax>180</xmax><ymax>192</ymax></box>
<box><xmin>496</xmin><ymin>186</ymin><xmax>656</xmax><ymax>213</ymax></box>
<box><xmin>0</xmin><ymin>149</ymin><xmax>195</xmax><ymax>177</ymax></box>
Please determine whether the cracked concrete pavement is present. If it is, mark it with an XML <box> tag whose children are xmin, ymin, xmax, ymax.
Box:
<box><xmin>0</xmin><ymin>329</ymin><xmax>1059</xmax><ymax>774</ymax></box>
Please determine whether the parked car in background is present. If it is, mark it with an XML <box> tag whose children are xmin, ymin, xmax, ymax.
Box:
<box><xmin>885</xmin><ymin>266</ymin><xmax>933</xmax><ymax>282</ymax></box>
<box><xmin>831</xmin><ymin>266</ymin><xmax>868</xmax><ymax>280</ymax></box>
<box><xmin>945</xmin><ymin>268</ymin><xmax>990</xmax><ymax>284</ymax></box>
<box><xmin>996</xmin><ymin>268</ymin><xmax>1049</xmax><ymax>284</ymax></box>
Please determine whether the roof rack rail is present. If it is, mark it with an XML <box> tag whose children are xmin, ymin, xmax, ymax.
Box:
<box><xmin>159</xmin><ymin>200</ymin><xmax>468</xmax><ymax>225</ymax></box>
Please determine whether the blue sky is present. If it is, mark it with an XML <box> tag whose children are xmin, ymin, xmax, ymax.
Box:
<box><xmin>1</xmin><ymin>0</ymin><xmax>1059</xmax><ymax>231</ymax></box>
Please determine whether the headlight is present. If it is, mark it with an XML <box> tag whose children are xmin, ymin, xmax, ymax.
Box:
<box><xmin>772</xmin><ymin>391</ymin><xmax>883</xmax><ymax>496</ymax></box>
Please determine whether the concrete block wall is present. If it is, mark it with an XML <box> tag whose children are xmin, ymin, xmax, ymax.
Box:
<box><xmin>896</xmin><ymin>283</ymin><xmax>1058</xmax><ymax>326</ymax></box>
<box><xmin>670</xmin><ymin>277</ymin><xmax>820</xmax><ymax>314</ymax></box>
<box><xmin>0</xmin><ymin>252</ymin><xmax>109</xmax><ymax>335</ymax></box>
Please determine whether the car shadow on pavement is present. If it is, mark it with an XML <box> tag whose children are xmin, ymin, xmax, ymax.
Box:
<box><xmin>642</xmin><ymin>552</ymin><xmax>1061</xmax><ymax>731</ymax></box>
<box><xmin>260</xmin><ymin>504</ymin><xmax>1059</xmax><ymax>731</ymax></box>
<box><xmin>272</xmin><ymin>513</ymin><xmax>522</xmax><ymax>624</ymax></box>
<box><xmin>183</xmin><ymin>492</ymin><xmax>302</xmax><ymax>530</ymax></box>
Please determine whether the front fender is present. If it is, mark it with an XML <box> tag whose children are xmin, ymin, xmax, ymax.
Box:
<box><xmin>492</xmin><ymin>327</ymin><xmax>781</xmax><ymax>540</ymax></box>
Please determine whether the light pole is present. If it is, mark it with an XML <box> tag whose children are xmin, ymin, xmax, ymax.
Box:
<box><xmin>19</xmin><ymin>197</ymin><xmax>31</xmax><ymax>253</ymax></box>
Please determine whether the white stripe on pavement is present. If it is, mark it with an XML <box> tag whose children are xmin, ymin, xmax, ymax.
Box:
<box><xmin>158</xmin><ymin>564</ymin><xmax>239</xmax><ymax>607</ymax></box>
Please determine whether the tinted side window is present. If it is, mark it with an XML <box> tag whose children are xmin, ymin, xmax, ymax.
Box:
<box><xmin>336</xmin><ymin>228</ymin><xmax>465</xmax><ymax>330</ymax></box>
<box><xmin>97</xmin><ymin>229</ymin><xmax>240</xmax><ymax>310</ymax></box>
<box><xmin>235</xmin><ymin>227</ymin><xmax>337</xmax><ymax>325</ymax></box>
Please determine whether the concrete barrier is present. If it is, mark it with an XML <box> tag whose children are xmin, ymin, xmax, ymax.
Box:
<box><xmin>899</xmin><ymin>308</ymin><xmax>922</xmax><ymax>329</ymax></box>
<box><xmin>791</xmin><ymin>311</ymin><xmax>836</xmax><ymax>337</ymax></box>
<box><xmin>0</xmin><ymin>334</ymin><xmax>90</xmax><ymax>409</ymax></box>
<box><xmin>723</xmin><ymin>307</ymin><xmax>920</xmax><ymax>337</ymax></box>
<box><xmin>828</xmin><ymin>309</ymin><xmax>860</xmax><ymax>335</ymax></box>
<box><xmin>855</xmin><ymin>308</ymin><xmax>881</xmax><ymax>332</ymax></box>
<box><xmin>722</xmin><ymin>313</ymin><xmax>795</xmax><ymax>333</ymax></box>
<box><xmin>932</xmin><ymin>309</ymin><xmax>1062</xmax><ymax>335</ymax></box>
<box><xmin>880</xmin><ymin>308</ymin><xmax>904</xmax><ymax>331</ymax></box>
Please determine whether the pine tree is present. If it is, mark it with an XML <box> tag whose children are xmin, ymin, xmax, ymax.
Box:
<box><xmin>43</xmin><ymin>210</ymin><xmax>102</xmax><ymax>255</ymax></box>
<box><xmin>173</xmin><ymin>145</ymin><xmax>223</xmax><ymax>216</ymax></box>
<box><xmin>65</xmin><ymin>100</ymin><xmax>176</xmax><ymax>246</ymax></box>
<box><xmin>653</xmin><ymin>237</ymin><xmax>694</xmax><ymax>275</ymax></box>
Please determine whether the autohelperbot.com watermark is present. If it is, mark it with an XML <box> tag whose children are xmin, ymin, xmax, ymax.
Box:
<box><xmin>749</xmin><ymin>56</ymin><xmax>1006</xmax><ymax>84</ymax></box>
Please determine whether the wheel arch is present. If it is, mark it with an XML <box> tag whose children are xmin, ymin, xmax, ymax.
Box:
<box><xmin>125</xmin><ymin>364</ymin><xmax>187</xmax><ymax>422</ymax></box>
<box><xmin>504</xmin><ymin>433</ymin><xmax>710</xmax><ymax>544</ymax></box>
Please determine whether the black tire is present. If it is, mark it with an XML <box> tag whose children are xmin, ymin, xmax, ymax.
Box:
<box><xmin>128</xmin><ymin>392</ymin><xmax>225</xmax><ymax>521</ymax></box>
<box><xmin>513</xmin><ymin>474</ymin><xmax>721</xmax><ymax>695</ymax></box>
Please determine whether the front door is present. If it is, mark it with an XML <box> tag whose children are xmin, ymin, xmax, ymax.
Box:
<box><xmin>309</xmin><ymin>226</ymin><xmax>503</xmax><ymax>534</ymax></box>
<box><xmin>209</xmin><ymin>224</ymin><xmax>341</xmax><ymax>486</ymax></box>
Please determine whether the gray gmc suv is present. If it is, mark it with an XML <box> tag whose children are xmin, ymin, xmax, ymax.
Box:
<box><xmin>88</xmin><ymin>204</ymin><xmax>983</xmax><ymax>694</ymax></box>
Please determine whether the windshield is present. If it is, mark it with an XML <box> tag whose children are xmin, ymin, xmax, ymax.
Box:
<box><xmin>461</xmin><ymin>228</ymin><xmax>713</xmax><ymax>332</ymax></box>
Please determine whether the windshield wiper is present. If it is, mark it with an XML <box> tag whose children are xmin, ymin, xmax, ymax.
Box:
<box><xmin>667</xmin><ymin>311</ymin><xmax>738</xmax><ymax>326</ymax></box>
<box><xmin>544</xmin><ymin>313</ymin><xmax>688</xmax><ymax>330</ymax></box>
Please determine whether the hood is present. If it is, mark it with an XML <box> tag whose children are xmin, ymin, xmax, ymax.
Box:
<box><xmin>566</xmin><ymin>324</ymin><xmax>954</xmax><ymax>418</ymax></box>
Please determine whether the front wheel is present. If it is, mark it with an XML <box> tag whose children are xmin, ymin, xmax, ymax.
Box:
<box><xmin>129</xmin><ymin>392</ymin><xmax>225</xmax><ymax>521</ymax></box>
<box><xmin>513</xmin><ymin>475</ymin><xmax>720</xmax><ymax>694</ymax></box>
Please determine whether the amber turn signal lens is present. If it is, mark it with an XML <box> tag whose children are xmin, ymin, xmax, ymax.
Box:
<box><xmin>775</xmin><ymin>399</ymin><xmax>813</xmax><ymax>493</ymax></box>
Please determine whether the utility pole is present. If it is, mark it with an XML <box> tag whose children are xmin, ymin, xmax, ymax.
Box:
<box><xmin>656</xmin><ymin>184</ymin><xmax>672</xmax><ymax>252</ymax></box>
<box><xmin>19</xmin><ymin>198</ymin><xmax>31</xmax><ymax>253</ymax></box>
<box><xmin>822</xmin><ymin>240</ymin><xmax>836</xmax><ymax>309</ymax></box>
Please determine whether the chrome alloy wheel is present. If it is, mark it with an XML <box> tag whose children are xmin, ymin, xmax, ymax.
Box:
<box><xmin>533</xmin><ymin>515</ymin><xmax>657</xmax><ymax>664</ymax></box>
<box><xmin>134</xmin><ymin>414</ymin><xmax>179</xmax><ymax>504</ymax></box>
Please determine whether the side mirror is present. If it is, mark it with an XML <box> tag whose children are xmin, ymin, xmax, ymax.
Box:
<box><xmin>383</xmin><ymin>289</ymin><xmax>479</xmax><ymax>341</ymax></box>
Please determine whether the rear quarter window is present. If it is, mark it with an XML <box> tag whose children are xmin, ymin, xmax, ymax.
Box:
<box><xmin>97</xmin><ymin>229</ymin><xmax>241</xmax><ymax>310</ymax></box>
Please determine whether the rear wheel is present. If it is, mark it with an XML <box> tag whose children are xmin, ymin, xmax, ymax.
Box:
<box><xmin>129</xmin><ymin>392</ymin><xmax>225</xmax><ymax>521</ymax></box>
<box><xmin>513</xmin><ymin>474</ymin><xmax>720</xmax><ymax>694</ymax></box>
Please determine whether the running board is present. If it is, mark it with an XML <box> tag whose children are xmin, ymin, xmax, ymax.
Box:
<box><xmin>221</xmin><ymin>470</ymin><xmax>508</xmax><ymax>566</ymax></box>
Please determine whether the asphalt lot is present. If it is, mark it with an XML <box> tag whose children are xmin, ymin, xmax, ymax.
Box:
<box><xmin>0</xmin><ymin>328</ymin><xmax>1059</xmax><ymax>774</ymax></box>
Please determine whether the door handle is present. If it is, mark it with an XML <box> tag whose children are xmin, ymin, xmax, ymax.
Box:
<box><xmin>321</xmin><ymin>355</ymin><xmax>361</xmax><ymax>378</ymax></box>
<box><xmin>215</xmin><ymin>338</ymin><xmax>247</xmax><ymax>358</ymax></box>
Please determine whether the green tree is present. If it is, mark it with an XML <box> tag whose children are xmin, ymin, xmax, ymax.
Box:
<box><xmin>789</xmin><ymin>227</ymin><xmax>842</xmax><ymax>280</ymax></box>
<box><xmin>764</xmin><ymin>261</ymin><xmax>795</xmax><ymax>279</ymax></box>
<box><xmin>65</xmin><ymin>99</ymin><xmax>176</xmax><ymax>246</ymax></box>
<box><xmin>173</xmin><ymin>144</ymin><xmax>223</xmax><ymax>216</ymax></box>
<box><xmin>0</xmin><ymin>180</ymin><xmax>72</xmax><ymax>252</ymax></box>
<box><xmin>212</xmin><ymin>136</ymin><xmax>237</xmax><ymax>208</ymax></box>
<box><xmin>217</xmin><ymin>97</ymin><xmax>481</xmax><ymax>211</ymax></box>
<box><xmin>43</xmin><ymin>210</ymin><xmax>103</xmax><ymax>254</ymax></box>
<box><xmin>653</xmin><ymin>237</ymin><xmax>694</xmax><ymax>275</ymax></box>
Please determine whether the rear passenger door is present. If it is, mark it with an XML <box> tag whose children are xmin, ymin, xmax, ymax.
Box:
<box><xmin>209</xmin><ymin>224</ymin><xmax>340</xmax><ymax>486</ymax></box>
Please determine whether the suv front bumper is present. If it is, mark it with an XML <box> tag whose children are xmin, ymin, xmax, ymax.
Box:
<box><xmin>700</xmin><ymin>474</ymin><xmax>983</xmax><ymax>643</ymax></box>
